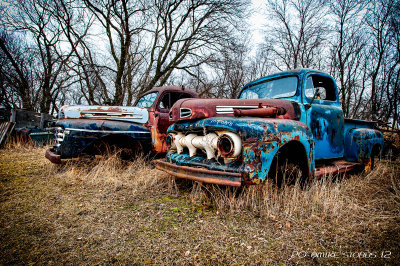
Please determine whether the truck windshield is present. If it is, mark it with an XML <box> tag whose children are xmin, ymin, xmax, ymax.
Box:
<box><xmin>239</xmin><ymin>76</ymin><xmax>298</xmax><ymax>100</ymax></box>
<box><xmin>135</xmin><ymin>92</ymin><xmax>158</xmax><ymax>108</ymax></box>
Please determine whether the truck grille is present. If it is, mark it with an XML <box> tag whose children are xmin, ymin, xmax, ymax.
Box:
<box><xmin>54</xmin><ymin>127</ymin><xmax>65</xmax><ymax>147</ymax></box>
<box><xmin>169</xmin><ymin>130</ymin><xmax>242</xmax><ymax>161</ymax></box>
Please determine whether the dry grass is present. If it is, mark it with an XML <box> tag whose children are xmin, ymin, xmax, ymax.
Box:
<box><xmin>0</xmin><ymin>145</ymin><xmax>399</xmax><ymax>264</ymax></box>
<box><xmin>188</xmin><ymin>163</ymin><xmax>400</xmax><ymax>261</ymax></box>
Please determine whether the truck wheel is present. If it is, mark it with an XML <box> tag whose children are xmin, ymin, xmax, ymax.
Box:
<box><xmin>278</xmin><ymin>159</ymin><xmax>303</xmax><ymax>186</ymax></box>
<box><xmin>119</xmin><ymin>142</ymin><xmax>145</xmax><ymax>160</ymax></box>
<box><xmin>269</xmin><ymin>156</ymin><xmax>306</xmax><ymax>187</ymax></box>
<box><xmin>85</xmin><ymin>137</ymin><xmax>145</xmax><ymax>160</ymax></box>
<box><xmin>105</xmin><ymin>142</ymin><xmax>144</xmax><ymax>160</ymax></box>
<box><xmin>267</xmin><ymin>142</ymin><xmax>309</xmax><ymax>187</ymax></box>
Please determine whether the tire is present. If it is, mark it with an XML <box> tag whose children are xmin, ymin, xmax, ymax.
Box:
<box><xmin>277</xmin><ymin>159</ymin><xmax>304</xmax><ymax>187</ymax></box>
<box><xmin>268</xmin><ymin>150</ymin><xmax>308</xmax><ymax>187</ymax></box>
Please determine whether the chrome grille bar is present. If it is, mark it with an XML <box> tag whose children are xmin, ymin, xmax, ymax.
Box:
<box><xmin>54</xmin><ymin>127</ymin><xmax>64</xmax><ymax>147</ymax></box>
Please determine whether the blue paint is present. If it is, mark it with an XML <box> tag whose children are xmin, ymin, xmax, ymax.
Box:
<box><xmin>169</xmin><ymin>116</ymin><xmax>315</xmax><ymax>182</ymax></box>
<box><xmin>345</xmin><ymin>123</ymin><xmax>383</xmax><ymax>162</ymax></box>
<box><xmin>161</xmin><ymin>69</ymin><xmax>384</xmax><ymax>185</ymax></box>
<box><xmin>56</xmin><ymin>119</ymin><xmax>151</xmax><ymax>158</ymax></box>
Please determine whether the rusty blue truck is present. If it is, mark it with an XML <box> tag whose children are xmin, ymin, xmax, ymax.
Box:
<box><xmin>155</xmin><ymin>69</ymin><xmax>384</xmax><ymax>187</ymax></box>
<box><xmin>45</xmin><ymin>86</ymin><xmax>198</xmax><ymax>163</ymax></box>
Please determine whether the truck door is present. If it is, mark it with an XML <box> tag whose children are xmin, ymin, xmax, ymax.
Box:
<box><xmin>304</xmin><ymin>74</ymin><xmax>344</xmax><ymax>159</ymax></box>
<box><xmin>152</xmin><ymin>91</ymin><xmax>195</xmax><ymax>153</ymax></box>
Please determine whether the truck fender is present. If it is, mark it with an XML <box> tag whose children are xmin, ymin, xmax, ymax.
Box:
<box><xmin>344</xmin><ymin>128</ymin><xmax>384</xmax><ymax>164</ymax></box>
<box><xmin>241</xmin><ymin>120</ymin><xmax>315</xmax><ymax>184</ymax></box>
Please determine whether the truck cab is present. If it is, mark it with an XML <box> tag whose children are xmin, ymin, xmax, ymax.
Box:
<box><xmin>156</xmin><ymin>69</ymin><xmax>383</xmax><ymax>186</ymax></box>
<box><xmin>238</xmin><ymin>70</ymin><xmax>345</xmax><ymax>160</ymax></box>
<box><xmin>45</xmin><ymin>86</ymin><xmax>198</xmax><ymax>163</ymax></box>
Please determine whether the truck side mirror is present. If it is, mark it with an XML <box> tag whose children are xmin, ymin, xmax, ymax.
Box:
<box><xmin>305</xmin><ymin>88</ymin><xmax>320</xmax><ymax>110</ymax></box>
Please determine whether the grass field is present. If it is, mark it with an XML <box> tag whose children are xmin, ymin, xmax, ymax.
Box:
<box><xmin>0</xmin><ymin>145</ymin><xmax>399</xmax><ymax>264</ymax></box>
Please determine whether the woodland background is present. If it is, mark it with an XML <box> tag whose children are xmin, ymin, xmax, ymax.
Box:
<box><xmin>0</xmin><ymin>0</ymin><xmax>399</xmax><ymax>129</ymax></box>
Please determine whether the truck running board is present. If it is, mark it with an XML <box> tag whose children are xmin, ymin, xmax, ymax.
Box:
<box><xmin>315</xmin><ymin>160</ymin><xmax>363</xmax><ymax>179</ymax></box>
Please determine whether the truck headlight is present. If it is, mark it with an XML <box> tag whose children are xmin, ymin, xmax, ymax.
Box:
<box><xmin>217</xmin><ymin>132</ymin><xmax>242</xmax><ymax>158</ymax></box>
<box><xmin>169</xmin><ymin>131</ymin><xmax>241</xmax><ymax>161</ymax></box>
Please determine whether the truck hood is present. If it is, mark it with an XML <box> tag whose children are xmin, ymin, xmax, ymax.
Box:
<box><xmin>59</xmin><ymin>105</ymin><xmax>149</xmax><ymax>124</ymax></box>
<box><xmin>170</xmin><ymin>98</ymin><xmax>300</xmax><ymax>122</ymax></box>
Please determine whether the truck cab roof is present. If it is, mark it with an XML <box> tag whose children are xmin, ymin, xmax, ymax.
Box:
<box><xmin>243</xmin><ymin>69</ymin><xmax>328</xmax><ymax>89</ymax></box>
<box><xmin>140</xmin><ymin>86</ymin><xmax>198</xmax><ymax>98</ymax></box>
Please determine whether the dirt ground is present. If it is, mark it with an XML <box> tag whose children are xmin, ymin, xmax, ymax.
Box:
<box><xmin>0</xmin><ymin>146</ymin><xmax>399</xmax><ymax>264</ymax></box>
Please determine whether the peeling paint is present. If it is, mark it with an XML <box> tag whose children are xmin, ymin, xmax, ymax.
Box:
<box><xmin>157</xmin><ymin>69</ymin><xmax>384</xmax><ymax>186</ymax></box>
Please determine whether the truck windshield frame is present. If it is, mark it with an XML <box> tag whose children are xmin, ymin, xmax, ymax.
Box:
<box><xmin>238</xmin><ymin>76</ymin><xmax>298</xmax><ymax>100</ymax></box>
<box><xmin>135</xmin><ymin>92</ymin><xmax>159</xmax><ymax>108</ymax></box>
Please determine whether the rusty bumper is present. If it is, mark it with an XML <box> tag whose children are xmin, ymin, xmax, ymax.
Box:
<box><xmin>155</xmin><ymin>159</ymin><xmax>242</xmax><ymax>187</ymax></box>
<box><xmin>45</xmin><ymin>149</ymin><xmax>62</xmax><ymax>164</ymax></box>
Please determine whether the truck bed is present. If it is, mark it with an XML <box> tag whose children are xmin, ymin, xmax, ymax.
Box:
<box><xmin>344</xmin><ymin>118</ymin><xmax>375</xmax><ymax>130</ymax></box>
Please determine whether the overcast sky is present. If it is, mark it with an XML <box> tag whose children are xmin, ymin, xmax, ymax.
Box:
<box><xmin>248</xmin><ymin>0</ymin><xmax>268</xmax><ymax>46</ymax></box>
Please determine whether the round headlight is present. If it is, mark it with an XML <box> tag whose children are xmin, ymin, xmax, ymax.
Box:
<box><xmin>217</xmin><ymin>134</ymin><xmax>234</xmax><ymax>157</ymax></box>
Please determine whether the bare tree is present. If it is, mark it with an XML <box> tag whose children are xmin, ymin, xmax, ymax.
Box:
<box><xmin>208</xmin><ymin>41</ymin><xmax>250</xmax><ymax>98</ymax></box>
<box><xmin>264</xmin><ymin>0</ymin><xmax>328</xmax><ymax>71</ymax></box>
<box><xmin>375</xmin><ymin>0</ymin><xmax>400</xmax><ymax>128</ymax></box>
<box><xmin>247</xmin><ymin>47</ymin><xmax>275</xmax><ymax>81</ymax></box>
<box><xmin>1</xmin><ymin>0</ymin><xmax>78</xmax><ymax>113</ymax></box>
<box><xmin>1</xmin><ymin>0</ymin><xmax>248</xmax><ymax>109</ymax></box>
<box><xmin>328</xmin><ymin>0</ymin><xmax>366</xmax><ymax>117</ymax></box>
<box><xmin>83</xmin><ymin>0</ymin><xmax>148</xmax><ymax>105</ymax></box>
<box><xmin>177</xmin><ymin>38</ymin><xmax>255</xmax><ymax>99</ymax></box>
<box><xmin>386</xmin><ymin>1</ymin><xmax>400</xmax><ymax>128</ymax></box>
<box><xmin>50</xmin><ymin>0</ymin><xmax>109</xmax><ymax>106</ymax></box>
<box><xmin>136</xmin><ymin>0</ymin><xmax>247</xmax><ymax>97</ymax></box>
<box><xmin>0</xmin><ymin>32</ymin><xmax>36</xmax><ymax>110</ymax></box>
<box><xmin>365</xmin><ymin>0</ymin><xmax>395</xmax><ymax>118</ymax></box>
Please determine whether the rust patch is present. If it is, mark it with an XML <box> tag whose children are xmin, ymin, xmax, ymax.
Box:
<box><xmin>45</xmin><ymin>149</ymin><xmax>61</xmax><ymax>164</ymax></box>
<box><xmin>155</xmin><ymin>159</ymin><xmax>242</xmax><ymax>187</ymax></box>
<box><xmin>315</xmin><ymin>160</ymin><xmax>362</xmax><ymax>178</ymax></box>
<box><xmin>233</xmin><ymin>107</ymin><xmax>285</xmax><ymax>117</ymax></box>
